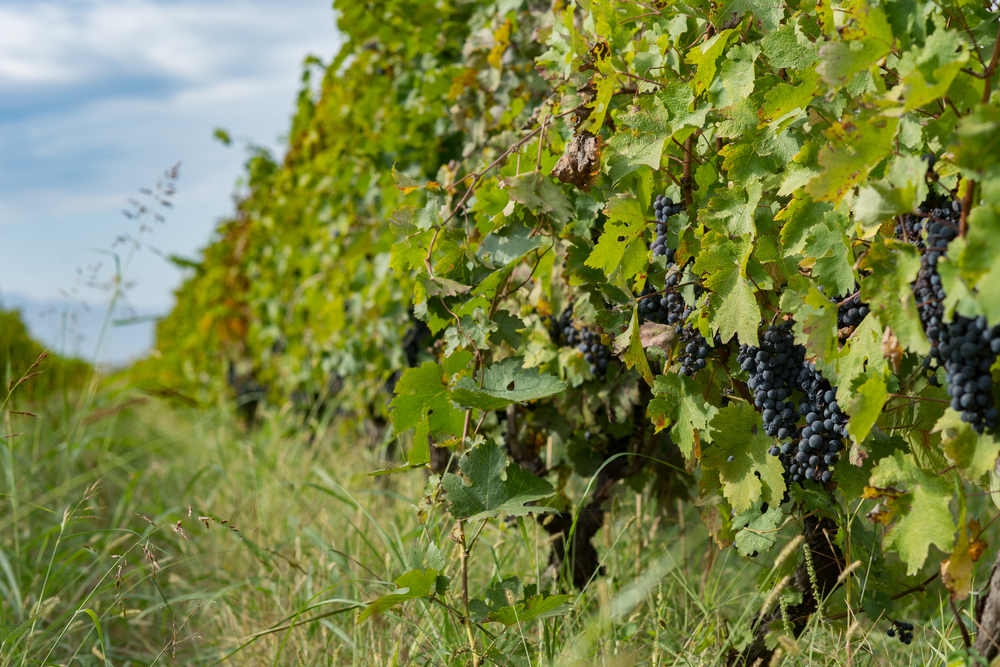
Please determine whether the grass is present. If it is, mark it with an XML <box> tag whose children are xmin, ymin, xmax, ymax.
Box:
<box><xmin>0</xmin><ymin>369</ymin><xmax>983</xmax><ymax>666</ymax></box>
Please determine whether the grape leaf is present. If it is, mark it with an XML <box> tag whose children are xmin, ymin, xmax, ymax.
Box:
<box><xmin>650</xmin><ymin>373</ymin><xmax>718</xmax><ymax>459</ymax></box>
<box><xmin>441</xmin><ymin>439</ymin><xmax>556</xmax><ymax>521</ymax></box>
<box><xmin>702</xmin><ymin>179</ymin><xmax>762</xmax><ymax>237</ymax></box>
<box><xmin>478</xmin><ymin>224</ymin><xmax>544</xmax><ymax>266</ymax></box>
<box><xmin>692</xmin><ymin>232</ymin><xmax>760</xmax><ymax>347</ymax></box>
<box><xmin>358</xmin><ymin>568</ymin><xmax>442</xmax><ymax>621</ymax></box>
<box><xmin>934</xmin><ymin>410</ymin><xmax>1000</xmax><ymax>481</ymax></box>
<box><xmin>500</xmin><ymin>172</ymin><xmax>572</xmax><ymax>224</ymax></box>
<box><xmin>451</xmin><ymin>357</ymin><xmax>566</xmax><ymax>412</ymax></box>
<box><xmin>585</xmin><ymin>195</ymin><xmax>649</xmax><ymax>280</ymax></box>
<box><xmin>869</xmin><ymin>452</ymin><xmax>956</xmax><ymax>575</ymax></box>
<box><xmin>390</xmin><ymin>362</ymin><xmax>463</xmax><ymax>435</ymax></box>
<box><xmin>836</xmin><ymin>315</ymin><xmax>886</xmax><ymax>407</ymax></box>
<box><xmin>757</xmin><ymin>69</ymin><xmax>818</xmax><ymax>130</ymax></box>
<box><xmin>859</xmin><ymin>241</ymin><xmax>929</xmax><ymax>355</ymax></box>
<box><xmin>761</xmin><ymin>23</ymin><xmax>818</xmax><ymax>70</ymax></box>
<box><xmin>844</xmin><ymin>370</ymin><xmax>889</xmax><ymax>446</ymax></box>
<box><xmin>806</xmin><ymin>114</ymin><xmax>899</xmax><ymax>203</ymax></box>
<box><xmin>707</xmin><ymin>43</ymin><xmax>759</xmax><ymax>110</ymax></box>
<box><xmin>702</xmin><ymin>404</ymin><xmax>786</xmax><ymax>513</ymax></box>
<box><xmin>815</xmin><ymin>0</ymin><xmax>894</xmax><ymax>89</ymax></box>
<box><xmin>685</xmin><ymin>29</ymin><xmax>736</xmax><ymax>96</ymax></box>
<box><xmin>490</xmin><ymin>310</ymin><xmax>525</xmax><ymax>348</ymax></box>
<box><xmin>443</xmin><ymin>308</ymin><xmax>498</xmax><ymax>356</ymax></box>
<box><xmin>733</xmin><ymin>502</ymin><xmax>784</xmax><ymax>557</ymax></box>
<box><xmin>886</xmin><ymin>29</ymin><xmax>968</xmax><ymax>114</ymax></box>
<box><xmin>776</xmin><ymin>190</ymin><xmax>835</xmax><ymax>257</ymax></box>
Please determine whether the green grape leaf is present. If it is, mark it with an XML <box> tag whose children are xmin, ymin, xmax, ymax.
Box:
<box><xmin>844</xmin><ymin>370</ymin><xmax>889</xmax><ymax>446</ymax></box>
<box><xmin>806</xmin><ymin>115</ymin><xmax>899</xmax><ymax>203</ymax></box>
<box><xmin>757</xmin><ymin>69</ymin><xmax>818</xmax><ymax>130</ymax></box>
<box><xmin>854</xmin><ymin>156</ymin><xmax>929</xmax><ymax>236</ymax></box>
<box><xmin>859</xmin><ymin>241</ymin><xmax>929</xmax><ymax>355</ymax></box>
<box><xmin>442</xmin><ymin>440</ymin><xmax>556</xmax><ymax>521</ymax></box>
<box><xmin>835</xmin><ymin>315</ymin><xmax>886</xmax><ymax>406</ymax></box>
<box><xmin>869</xmin><ymin>452</ymin><xmax>956</xmax><ymax>575</ymax></box>
<box><xmin>702</xmin><ymin>404</ymin><xmax>786</xmax><ymax>513</ymax></box>
<box><xmin>478</xmin><ymin>224</ymin><xmax>544</xmax><ymax>266</ymax></box>
<box><xmin>702</xmin><ymin>179</ymin><xmax>762</xmax><ymax>237</ymax></box>
<box><xmin>761</xmin><ymin>23</ymin><xmax>818</xmax><ymax>70</ymax></box>
<box><xmin>733</xmin><ymin>502</ymin><xmax>784</xmax><ymax>557</ymax></box>
<box><xmin>815</xmin><ymin>0</ymin><xmax>894</xmax><ymax>89</ymax></box>
<box><xmin>390</xmin><ymin>362</ymin><xmax>463</xmax><ymax>435</ymax></box>
<box><xmin>803</xmin><ymin>215</ymin><xmax>856</xmax><ymax>304</ymax></box>
<box><xmin>443</xmin><ymin>308</ymin><xmax>498</xmax><ymax>356</ymax></box>
<box><xmin>585</xmin><ymin>195</ymin><xmax>648</xmax><ymax>280</ymax></box>
<box><xmin>501</xmin><ymin>172</ymin><xmax>573</xmax><ymax>224</ymax></box>
<box><xmin>358</xmin><ymin>568</ymin><xmax>441</xmax><ymax>621</ymax></box>
<box><xmin>780</xmin><ymin>279</ymin><xmax>839</xmax><ymax>370</ymax></box>
<box><xmin>953</xmin><ymin>104</ymin><xmax>1000</xmax><ymax>182</ymax></box>
<box><xmin>650</xmin><ymin>373</ymin><xmax>718</xmax><ymax>459</ymax></box>
<box><xmin>490</xmin><ymin>310</ymin><xmax>525</xmax><ymax>348</ymax></box>
<box><xmin>934</xmin><ymin>410</ymin><xmax>1000</xmax><ymax>481</ymax></box>
<box><xmin>692</xmin><ymin>232</ymin><xmax>760</xmax><ymax>347</ymax></box>
<box><xmin>686</xmin><ymin>29</ymin><xmax>736</xmax><ymax>96</ymax></box>
<box><xmin>451</xmin><ymin>357</ymin><xmax>566</xmax><ymax>412</ymax></box>
<box><xmin>886</xmin><ymin>29</ymin><xmax>968</xmax><ymax>115</ymax></box>
<box><xmin>487</xmin><ymin>594</ymin><xmax>573</xmax><ymax>626</ymax></box>
<box><xmin>707</xmin><ymin>43</ymin><xmax>759</xmax><ymax>110</ymax></box>
<box><xmin>776</xmin><ymin>190</ymin><xmax>835</xmax><ymax>257</ymax></box>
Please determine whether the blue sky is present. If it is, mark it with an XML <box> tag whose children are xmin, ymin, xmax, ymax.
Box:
<box><xmin>0</xmin><ymin>0</ymin><xmax>341</xmax><ymax>364</ymax></box>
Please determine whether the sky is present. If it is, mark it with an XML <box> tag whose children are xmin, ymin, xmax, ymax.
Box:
<box><xmin>0</xmin><ymin>0</ymin><xmax>342</xmax><ymax>364</ymax></box>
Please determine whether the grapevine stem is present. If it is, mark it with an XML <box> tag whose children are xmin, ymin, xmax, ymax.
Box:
<box><xmin>952</xmin><ymin>596</ymin><xmax>973</xmax><ymax>649</ymax></box>
<box><xmin>827</xmin><ymin>573</ymin><xmax>939</xmax><ymax>620</ymax></box>
<box><xmin>887</xmin><ymin>393</ymin><xmax>949</xmax><ymax>404</ymax></box>
<box><xmin>457</xmin><ymin>521</ymin><xmax>480</xmax><ymax>666</ymax></box>
<box><xmin>682</xmin><ymin>135</ymin><xmax>694</xmax><ymax>208</ymax></box>
<box><xmin>959</xmin><ymin>26</ymin><xmax>1000</xmax><ymax>236</ymax></box>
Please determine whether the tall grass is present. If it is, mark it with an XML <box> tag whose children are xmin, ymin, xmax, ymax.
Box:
<box><xmin>0</xmin><ymin>371</ymin><xmax>977</xmax><ymax>665</ymax></box>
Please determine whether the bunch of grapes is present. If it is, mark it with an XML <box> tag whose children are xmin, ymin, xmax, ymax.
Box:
<box><xmin>551</xmin><ymin>307</ymin><xmax>614</xmax><ymax>379</ymax></box>
<box><xmin>911</xmin><ymin>200</ymin><xmax>960</xmax><ymax>332</ymax></box>
<box><xmin>676</xmin><ymin>326</ymin><xmax>721</xmax><ymax>377</ymax></box>
<box><xmin>737</xmin><ymin>323</ymin><xmax>803</xmax><ymax>441</ymax></box>
<box><xmin>637</xmin><ymin>282</ymin><xmax>691</xmax><ymax>327</ymax></box>
<box><xmin>651</xmin><ymin>194</ymin><xmax>683</xmax><ymax>260</ymax></box>
<box><xmin>788</xmin><ymin>361</ymin><xmax>847</xmax><ymax>483</ymax></box>
<box><xmin>894</xmin><ymin>213</ymin><xmax>927</xmax><ymax>251</ymax></box>
<box><xmin>837</xmin><ymin>293</ymin><xmax>870</xmax><ymax>329</ymax></box>
<box><xmin>936</xmin><ymin>314</ymin><xmax>1000</xmax><ymax>433</ymax></box>
<box><xmin>887</xmin><ymin>620</ymin><xmax>914</xmax><ymax>645</ymax></box>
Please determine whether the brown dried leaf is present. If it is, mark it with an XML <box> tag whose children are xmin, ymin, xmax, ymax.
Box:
<box><xmin>639</xmin><ymin>322</ymin><xmax>678</xmax><ymax>353</ymax></box>
<box><xmin>551</xmin><ymin>132</ymin><xmax>601</xmax><ymax>192</ymax></box>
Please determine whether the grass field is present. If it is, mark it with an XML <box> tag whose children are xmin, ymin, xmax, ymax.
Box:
<box><xmin>0</xmin><ymin>367</ymin><xmax>978</xmax><ymax>666</ymax></box>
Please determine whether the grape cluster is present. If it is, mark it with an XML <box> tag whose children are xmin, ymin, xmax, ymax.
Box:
<box><xmin>894</xmin><ymin>213</ymin><xmax>927</xmax><ymax>251</ymax></box>
<box><xmin>837</xmin><ymin>293</ymin><xmax>869</xmax><ymax>329</ymax></box>
<box><xmin>787</xmin><ymin>361</ymin><xmax>847</xmax><ymax>483</ymax></box>
<box><xmin>935</xmin><ymin>314</ymin><xmax>1000</xmax><ymax>433</ymax></box>
<box><xmin>676</xmin><ymin>326</ymin><xmax>721</xmax><ymax>377</ymax></box>
<box><xmin>906</xmin><ymin>198</ymin><xmax>1000</xmax><ymax>432</ymax></box>
<box><xmin>552</xmin><ymin>307</ymin><xmax>613</xmax><ymax>379</ymax></box>
<box><xmin>887</xmin><ymin>620</ymin><xmax>914</xmax><ymax>645</ymax></box>
<box><xmin>911</xmin><ymin>200</ymin><xmax>960</xmax><ymax>331</ymax></box>
<box><xmin>738</xmin><ymin>323</ymin><xmax>803</xmax><ymax>441</ymax></box>
<box><xmin>637</xmin><ymin>280</ymin><xmax>691</xmax><ymax>327</ymax></box>
<box><xmin>651</xmin><ymin>194</ymin><xmax>682</xmax><ymax>260</ymax></box>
